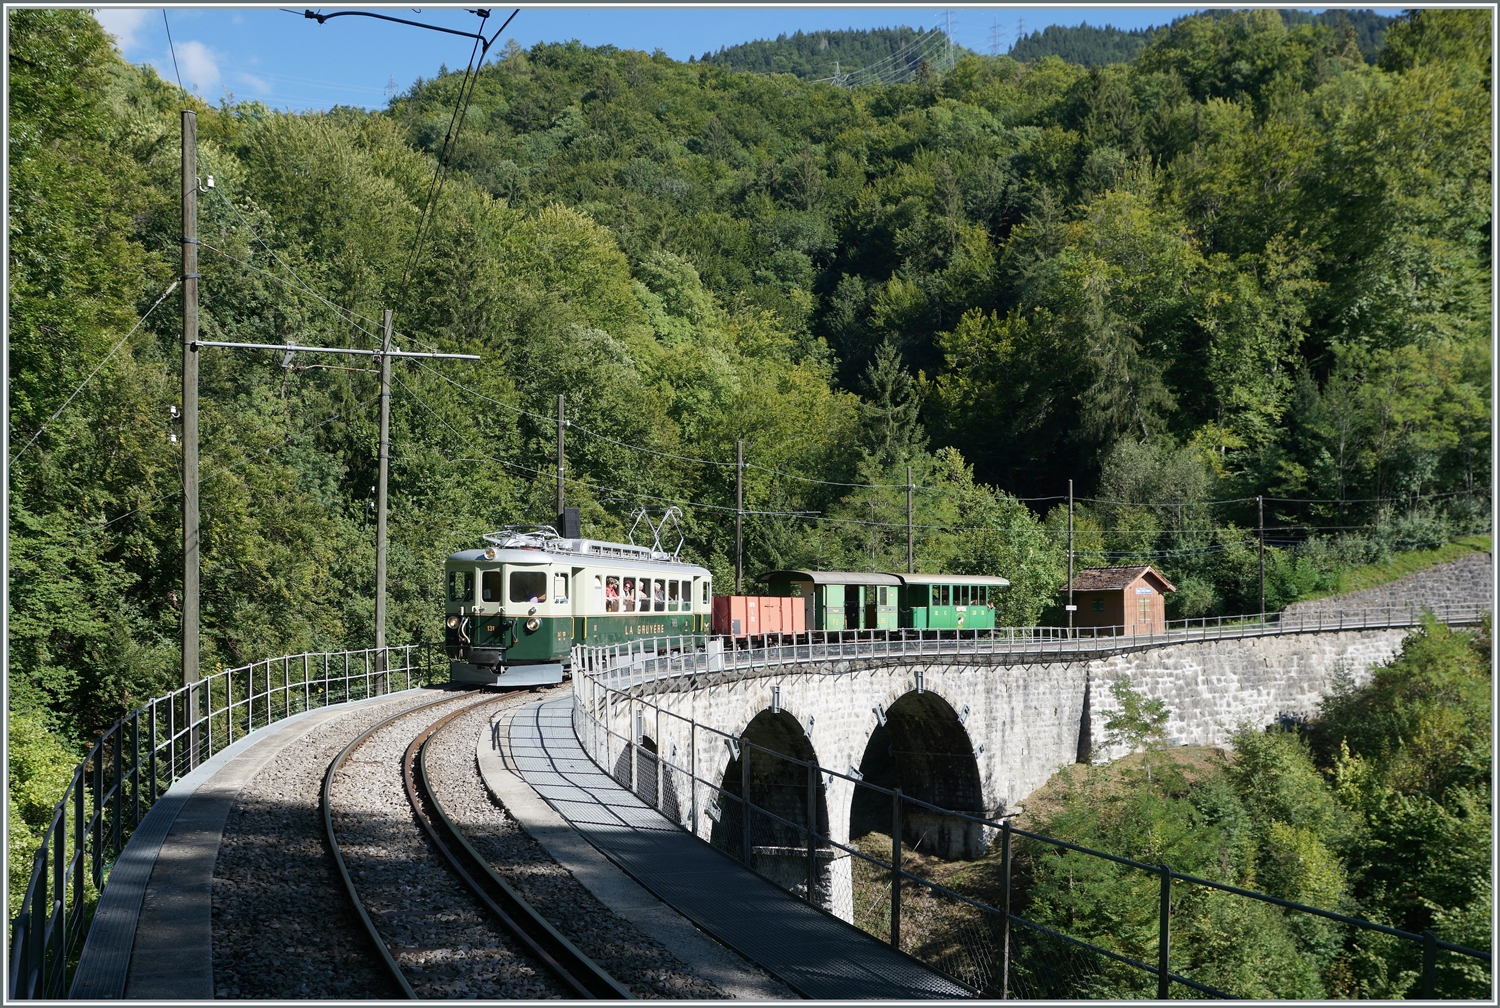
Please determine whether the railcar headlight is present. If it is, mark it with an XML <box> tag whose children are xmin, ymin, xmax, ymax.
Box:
<box><xmin>446</xmin><ymin>616</ymin><xmax>459</xmax><ymax>629</ymax></box>
<box><xmin>525</xmin><ymin>617</ymin><xmax>540</xmax><ymax>632</ymax></box>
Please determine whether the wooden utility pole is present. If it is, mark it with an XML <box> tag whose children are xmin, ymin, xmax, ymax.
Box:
<box><xmin>555</xmin><ymin>394</ymin><xmax>565</xmax><ymax>521</ymax></box>
<box><xmin>374</xmin><ymin>310</ymin><xmax>392</xmax><ymax>660</ymax></box>
<box><xmin>905</xmin><ymin>465</ymin><xmax>914</xmax><ymax>574</ymax></box>
<box><xmin>182</xmin><ymin>110</ymin><xmax>200</xmax><ymax>692</ymax></box>
<box><xmin>1067</xmin><ymin>480</ymin><xmax>1075</xmax><ymax>636</ymax></box>
<box><xmin>735</xmin><ymin>440</ymin><xmax>744</xmax><ymax>594</ymax></box>
<box><xmin>1258</xmin><ymin>495</ymin><xmax>1265</xmax><ymax>623</ymax></box>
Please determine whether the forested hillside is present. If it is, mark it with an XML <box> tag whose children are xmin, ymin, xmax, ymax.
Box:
<box><xmin>701</xmin><ymin>25</ymin><xmax>966</xmax><ymax>81</ymax></box>
<box><xmin>7</xmin><ymin>5</ymin><xmax>1491</xmax><ymax>772</ymax></box>
<box><xmin>1010</xmin><ymin>9</ymin><xmax>1395</xmax><ymax>66</ymax></box>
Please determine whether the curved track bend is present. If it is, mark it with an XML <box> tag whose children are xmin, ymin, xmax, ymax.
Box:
<box><xmin>322</xmin><ymin>691</ymin><xmax>632</xmax><ymax>1000</ymax></box>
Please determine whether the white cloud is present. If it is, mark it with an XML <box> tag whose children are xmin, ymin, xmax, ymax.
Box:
<box><xmin>93</xmin><ymin>8</ymin><xmax>151</xmax><ymax>53</ymax></box>
<box><xmin>176</xmin><ymin>40</ymin><xmax>221</xmax><ymax>96</ymax></box>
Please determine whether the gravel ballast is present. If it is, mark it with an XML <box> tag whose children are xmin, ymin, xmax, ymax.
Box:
<box><xmin>210</xmin><ymin>688</ymin><xmax>522</xmax><ymax>999</ymax></box>
<box><xmin>425</xmin><ymin>690</ymin><xmax>730</xmax><ymax>999</ymax></box>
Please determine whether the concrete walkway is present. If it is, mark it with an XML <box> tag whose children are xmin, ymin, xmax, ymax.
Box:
<box><xmin>506</xmin><ymin>697</ymin><xmax>974</xmax><ymax>1000</ymax></box>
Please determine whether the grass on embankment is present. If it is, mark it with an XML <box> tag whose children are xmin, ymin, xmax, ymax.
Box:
<box><xmin>1290</xmin><ymin>534</ymin><xmax>1491</xmax><ymax>606</ymax></box>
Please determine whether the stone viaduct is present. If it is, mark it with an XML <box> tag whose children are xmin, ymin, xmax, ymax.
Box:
<box><xmin>575</xmin><ymin>555</ymin><xmax>1491</xmax><ymax>921</ymax></box>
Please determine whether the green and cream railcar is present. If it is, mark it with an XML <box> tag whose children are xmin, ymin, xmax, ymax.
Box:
<box><xmin>445</xmin><ymin>528</ymin><xmax>711</xmax><ymax>687</ymax></box>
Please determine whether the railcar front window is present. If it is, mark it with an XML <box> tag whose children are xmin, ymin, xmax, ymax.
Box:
<box><xmin>701</xmin><ymin>580</ymin><xmax>709</xmax><ymax>605</ymax></box>
<box><xmin>448</xmin><ymin>570</ymin><xmax>475</xmax><ymax>603</ymax></box>
<box><xmin>510</xmin><ymin>570</ymin><xmax>547</xmax><ymax>604</ymax></box>
<box><xmin>481</xmin><ymin>570</ymin><xmax>503</xmax><ymax>602</ymax></box>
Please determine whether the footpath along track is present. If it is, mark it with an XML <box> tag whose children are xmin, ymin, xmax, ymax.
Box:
<box><xmin>323</xmin><ymin>691</ymin><xmax>632</xmax><ymax>1000</ymax></box>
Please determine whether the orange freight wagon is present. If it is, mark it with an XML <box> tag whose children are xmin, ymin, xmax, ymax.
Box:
<box><xmin>712</xmin><ymin>595</ymin><xmax>806</xmax><ymax>640</ymax></box>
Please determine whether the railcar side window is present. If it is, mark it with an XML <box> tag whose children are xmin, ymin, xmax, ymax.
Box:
<box><xmin>448</xmin><ymin>570</ymin><xmax>474</xmax><ymax>603</ymax></box>
<box><xmin>668</xmin><ymin>580</ymin><xmax>680</xmax><ymax>611</ymax></box>
<box><xmin>553</xmin><ymin>573</ymin><xmax>569</xmax><ymax>604</ymax></box>
<box><xmin>510</xmin><ymin>570</ymin><xmax>547</xmax><ymax>604</ymax></box>
<box><xmin>481</xmin><ymin>570</ymin><xmax>503</xmax><ymax>602</ymax></box>
<box><xmin>702</xmin><ymin>580</ymin><xmax>709</xmax><ymax>605</ymax></box>
<box><xmin>653</xmin><ymin>579</ymin><xmax>666</xmax><ymax>611</ymax></box>
<box><xmin>623</xmin><ymin>577</ymin><xmax>637</xmax><ymax>612</ymax></box>
<box><xmin>594</xmin><ymin>576</ymin><xmax>604</xmax><ymax>611</ymax></box>
<box><xmin>606</xmin><ymin>576</ymin><xmax>620</xmax><ymax>612</ymax></box>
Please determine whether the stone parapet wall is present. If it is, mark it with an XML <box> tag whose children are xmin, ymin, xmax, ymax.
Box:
<box><xmin>1281</xmin><ymin>552</ymin><xmax>1492</xmax><ymax>621</ymax></box>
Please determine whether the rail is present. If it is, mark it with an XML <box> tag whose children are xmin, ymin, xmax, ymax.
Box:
<box><xmin>568</xmin><ymin>604</ymin><xmax>1492</xmax><ymax>998</ymax></box>
<box><xmin>8</xmin><ymin>643</ymin><xmax>446</xmax><ymax>1000</ymax></box>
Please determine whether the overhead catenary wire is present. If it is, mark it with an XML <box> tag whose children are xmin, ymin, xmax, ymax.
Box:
<box><xmin>11</xmin><ymin>279</ymin><xmax>181</xmax><ymax>464</ymax></box>
<box><xmin>15</xmin><ymin>395</ymin><xmax>379</xmax><ymax>566</ymax></box>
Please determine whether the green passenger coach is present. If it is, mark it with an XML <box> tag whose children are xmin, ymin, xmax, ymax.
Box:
<box><xmin>444</xmin><ymin>526</ymin><xmax>710</xmax><ymax>687</ymax></box>
<box><xmin>760</xmin><ymin>570</ymin><xmax>1010</xmax><ymax>632</ymax></box>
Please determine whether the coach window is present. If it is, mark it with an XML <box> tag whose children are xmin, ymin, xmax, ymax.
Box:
<box><xmin>623</xmin><ymin>577</ymin><xmax>637</xmax><ymax>612</ymax></box>
<box><xmin>481</xmin><ymin>570</ymin><xmax>504</xmax><ymax>603</ymax></box>
<box><xmin>594</xmin><ymin>576</ymin><xmax>605</xmax><ymax>611</ymax></box>
<box><xmin>606</xmin><ymin>576</ymin><xmax>621</xmax><ymax>612</ymax></box>
<box><xmin>653</xmin><ymin>579</ymin><xmax>666</xmax><ymax>611</ymax></box>
<box><xmin>510</xmin><ymin>570</ymin><xmax>547</xmax><ymax>604</ymax></box>
<box><xmin>553</xmin><ymin>573</ymin><xmax>569</xmax><ymax>604</ymax></box>
<box><xmin>448</xmin><ymin>570</ymin><xmax>475</xmax><ymax>604</ymax></box>
<box><xmin>668</xmin><ymin>580</ymin><xmax>680</xmax><ymax>611</ymax></box>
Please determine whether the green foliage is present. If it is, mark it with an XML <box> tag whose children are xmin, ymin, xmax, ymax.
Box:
<box><xmin>1021</xmin><ymin>622</ymin><xmax>1491</xmax><ymax>997</ymax></box>
<box><xmin>703</xmin><ymin>26</ymin><xmax>961</xmax><ymax>80</ymax></box>
<box><xmin>8</xmin><ymin>707</ymin><xmax>80</xmax><ymax>911</ymax></box>
<box><xmin>1010</xmin><ymin>22</ymin><xmax>1160</xmax><ymax>67</ymax></box>
<box><xmin>1100</xmin><ymin>675</ymin><xmax>1170</xmax><ymax>764</ymax></box>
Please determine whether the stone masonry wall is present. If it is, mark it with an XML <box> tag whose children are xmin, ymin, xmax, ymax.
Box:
<box><xmin>1281</xmin><ymin>551</ymin><xmax>1492</xmax><ymax>621</ymax></box>
<box><xmin>1081</xmin><ymin>628</ymin><xmax>1409</xmax><ymax>766</ymax></box>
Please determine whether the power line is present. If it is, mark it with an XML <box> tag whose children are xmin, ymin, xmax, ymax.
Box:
<box><xmin>11</xmin><ymin>280</ymin><xmax>180</xmax><ymax>464</ymax></box>
<box><xmin>14</xmin><ymin>395</ymin><xmax>378</xmax><ymax>566</ymax></box>
<box><xmin>162</xmin><ymin>11</ymin><xmax>185</xmax><ymax>92</ymax></box>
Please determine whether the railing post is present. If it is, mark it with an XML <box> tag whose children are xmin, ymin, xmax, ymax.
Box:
<box><xmin>111</xmin><ymin>726</ymin><xmax>122</xmax><ymax>853</ymax></box>
<box><xmin>741</xmin><ymin>744</ymin><xmax>752</xmax><ymax>867</ymax></box>
<box><xmin>1421</xmin><ymin>930</ymin><xmax>1438</xmax><ymax>998</ymax></box>
<box><xmin>806</xmin><ymin>760</ymin><xmax>818</xmax><ymax>905</ymax></box>
<box><xmin>1000</xmin><ymin>820</ymin><xmax>1012</xmax><ymax>1000</ymax></box>
<box><xmin>148</xmin><ymin>702</ymin><xmax>158</xmax><ymax>807</ymax></box>
<box><xmin>1158</xmin><ymin>863</ymin><xmax>1172</xmax><ymax>999</ymax></box>
<box><xmin>130</xmin><ymin>711</ymin><xmax>141</xmax><ymax>827</ymax></box>
<box><xmin>690</xmin><ymin>721</ymin><xmax>698</xmax><ymax>837</ymax></box>
<box><xmin>891</xmin><ymin>787</ymin><xmax>903</xmax><ymax>949</ymax></box>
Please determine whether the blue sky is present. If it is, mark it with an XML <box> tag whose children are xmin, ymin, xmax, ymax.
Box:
<box><xmin>93</xmin><ymin>5</ymin><xmax>1402</xmax><ymax>111</ymax></box>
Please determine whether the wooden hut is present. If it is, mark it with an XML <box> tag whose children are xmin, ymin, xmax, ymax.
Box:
<box><xmin>1065</xmin><ymin>566</ymin><xmax>1176</xmax><ymax>635</ymax></box>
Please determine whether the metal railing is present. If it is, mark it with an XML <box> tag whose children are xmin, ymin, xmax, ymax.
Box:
<box><xmin>570</xmin><ymin>647</ymin><xmax>1493</xmax><ymax>999</ymax></box>
<box><xmin>7</xmin><ymin>644</ymin><xmax>445</xmax><ymax>1000</ymax></box>
<box><xmin>575</xmin><ymin>602</ymin><xmax>1490</xmax><ymax>693</ymax></box>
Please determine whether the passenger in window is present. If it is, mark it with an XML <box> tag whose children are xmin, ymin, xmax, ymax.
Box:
<box><xmin>654</xmin><ymin>579</ymin><xmax>666</xmax><ymax>611</ymax></box>
<box><xmin>623</xmin><ymin>577</ymin><xmax>636</xmax><ymax>612</ymax></box>
<box><xmin>606</xmin><ymin>577</ymin><xmax>621</xmax><ymax>613</ymax></box>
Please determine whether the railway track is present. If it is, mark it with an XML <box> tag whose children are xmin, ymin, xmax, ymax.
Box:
<box><xmin>322</xmin><ymin>691</ymin><xmax>632</xmax><ymax>1000</ymax></box>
